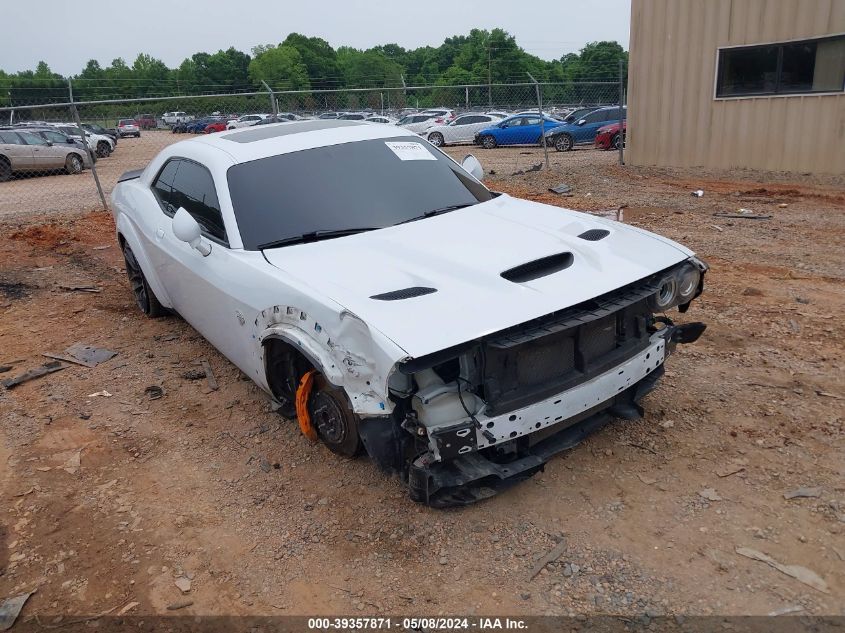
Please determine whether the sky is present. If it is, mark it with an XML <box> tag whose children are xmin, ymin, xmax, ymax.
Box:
<box><xmin>1</xmin><ymin>0</ymin><xmax>631</xmax><ymax>75</ymax></box>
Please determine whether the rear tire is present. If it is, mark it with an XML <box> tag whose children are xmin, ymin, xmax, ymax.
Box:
<box><xmin>135</xmin><ymin>133</ymin><xmax>141</xmax><ymax>138</ymax></box>
<box><xmin>122</xmin><ymin>242</ymin><xmax>166</xmax><ymax>318</ymax></box>
<box><xmin>481</xmin><ymin>134</ymin><xmax>497</xmax><ymax>149</ymax></box>
<box><xmin>65</xmin><ymin>153</ymin><xmax>84</xmax><ymax>175</ymax></box>
<box><xmin>612</xmin><ymin>133</ymin><xmax>624</xmax><ymax>150</ymax></box>
<box><xmin>0</xmin><ymin>157</ymin><xmax>10</xmax><ymax>182</ymax></box>
<box><xmin>554</xmin><ymin>134</ymin><xmax>574</xmax><ymax>152</ymax></box>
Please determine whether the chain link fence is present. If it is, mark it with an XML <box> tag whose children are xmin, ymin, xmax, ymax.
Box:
<box><xmin>0</xmin><ymin>79</ymin><xmax>624</xmax><ymax>218</ymax></box>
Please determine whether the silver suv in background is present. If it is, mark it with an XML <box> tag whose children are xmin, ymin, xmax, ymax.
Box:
<box><xmin>0</xmin><ymin>128</ymin><xmax>90</xmax><ymax>181</ymax></box>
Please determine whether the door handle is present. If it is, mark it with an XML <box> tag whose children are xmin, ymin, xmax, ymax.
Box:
<box><xmin>155</xmin><ymin>228</ymin><xmax>165</xmax><ymax>239</ymax></box>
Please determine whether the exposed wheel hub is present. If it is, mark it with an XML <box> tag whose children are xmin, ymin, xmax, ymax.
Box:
<box><xmin>311</xmin><ymin>391</ymin><xmax>348</xmax><ymax>444</ymax></box>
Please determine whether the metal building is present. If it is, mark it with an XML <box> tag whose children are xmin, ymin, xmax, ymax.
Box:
<box><xmin>626</xmin><ymin>0</ymin><xmax>845</xmax><ymax>174</ymax></box>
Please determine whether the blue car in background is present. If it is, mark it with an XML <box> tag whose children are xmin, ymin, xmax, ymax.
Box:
<box><xmin>185</xmin><ymin>117</ymin><xmax>222</xmax><ymax>134</ymax></box>
<box><xmin>474</xmin><ymin>114</ymin><xmax>564</xmax><ymax>148</ymax></box>
<box><xmin>545</xmin><ymin>106</ymin><xmax>626</xmax><ymax>151</ymax></box>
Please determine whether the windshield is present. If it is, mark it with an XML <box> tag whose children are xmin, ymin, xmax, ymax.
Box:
<box><xmin>119</xmin><ymin>119</ymin><xmax>135</xmax><ymax>125</ymax></box>
<box><xmin>227</xmin><ymin>136</ymin><xmax>493</xmax><ymax>250</ymax></box>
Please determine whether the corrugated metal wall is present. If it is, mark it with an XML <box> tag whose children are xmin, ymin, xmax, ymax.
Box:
<box><xmin>627</xmin><ymin>0</ymin><xmax>845</xmax><ymax>174</ymax></box>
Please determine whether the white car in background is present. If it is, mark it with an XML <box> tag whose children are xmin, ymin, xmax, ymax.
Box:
<box><xmin>424</xmin><ymin>113</ymin><xmax>505</xmax><ymax>147</ymax></box>
<box><xmin>397</xmin><ymin>113</ymin><xmax>440</xmax><ymax>134</ymax></box>
<box><xmin>365</xmin><ymin>115</ymin><xmax>398</xmax><ymax>125</ymax></box>
<box><xmin>51</xmin><ymin>124</ymin><xmax>115</xmax><ymax>158</ymax></box>
<box><xmin>227</xmin><ymin>114</ymin><xmax>270</xmax><ymax>130</ymax></box>
<box><xmin>110</xmin><ymin>119</ymin><xmax>707</xmax><ymax>507</ymax></box>
<box><xmin>162</xmin><ymin>111</ymin><xmax>194</xmax><ymax>126</ymax></box>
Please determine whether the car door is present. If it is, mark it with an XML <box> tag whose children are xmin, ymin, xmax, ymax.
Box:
<box><xmin>518</xmin><ymin>116</ymin><xmax>544</xmax><ymax>144</ymax></box>
<box><xmin>0</xmin><ymin>131</ymin><xmax>33</xmax><ymax>170</ymax></box>
<box><xmin>17</xmin><ymin>131</ymin><xmax>62</xmax><ymax>170</ymax></box>
<box><xmin>146</xmin><ymin>158</ymin><xmax>251</xmax><ymax>366</ymax></box>
<box><xmin>497</xmin><ymin>117</ymin><xmax>526</xmax><ymax>145</ymax></box>
<box><xmin>574</xmin><ymin>110</ymin><xmax>609</xmax><ymax>143</ymax></box>
<box><xmin>39</xmin><ymin>130</ymin><xmax>76</xmax><ymax>167</ymax></box>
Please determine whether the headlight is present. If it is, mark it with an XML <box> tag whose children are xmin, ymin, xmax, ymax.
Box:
<box><xmin>649</xmin><ymin>261</ymin><xmax>703</xmax><ymax>312</ymax></box>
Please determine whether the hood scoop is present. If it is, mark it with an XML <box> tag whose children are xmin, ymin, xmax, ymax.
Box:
<box><xmin>578</xmin><ymin>228</ymin><xmax>610</xmax><ymax>241</ymax></box>
<box><xmin>501</xmin><ymin>252</ymin><xmax>574</xmax><ymax>283</ymax></box>
<box><xmin>370</xmin><ymin>286</ymin><xmax>437</xmax><ymax>301</ymax></box>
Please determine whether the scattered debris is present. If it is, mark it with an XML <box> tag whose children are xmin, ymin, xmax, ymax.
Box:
<box><xmin>92</xmin><ymin>245</ymin><xmax>111</xmax><ymax>251</ymax></box>
<box><xmin>0</xmin><ymin>590</ymin><xmax>36</xmax><ymax>632</ymax></box>
<box><xmin>742</xmin><ymin>287</ymin><xmax>764</xmax><ymax>297</ymax></box>
<box><xmin>637</xmin><ymin>474</ymin><xmax>658</xmax><ymax>485</ymax></box>
<box><xmin>0</xmin><ymin>366</ymin><xmax>11</xmax><ymax>374</ymax></box>
<box><xmin>713</xmin><ymin>211</ymin><xmax>772</xmax><ymax>220</ymax></box>
<box><xmin>768</xmin><ymin>605</ymin><xmax>803</xmax><ymax>616</ymax></box>
<box><xmin>783</xmin><ymin>486</ymin><xmax>822</xmax><ymax>500</ymax></box>
<box><xmin>710</xmin><ymin>224</ymin><xmax>724</xmax><ymax>232</ymax></box>
<box><xmin>735</xmin><ymin>547</ymin><xmax>829</xmax><ymax>594</ymax></box>
<box><xmin>778</xmin><ymin>203</ymin><xmax>788</xmax><ymax>209</ymax></box>
<box><xmin>529</xmin><ymin>537</ymin><xmax>567</xmax><ymax>580</ymax></box>
<box><xmin>117</xmin><ymin>601</ymin><xmax>140</xmax><ymax>616</ymax></box>
<box><xmin>174</xmin><ymin>577</ymin><xmax>192</xmax><ymax>594</ymax></box>
<box><xmin>87</xmin><ymin>390</ymin><xmax>112</xmax><ymax>398</ymax></box>
<box><xmin>512</xmin><ymin>163</ymin><xmax>542</xmax><ymax>176</ymax></box>
<box><xmin>716</xmin><ymin>465</ymin><xmax>746</xmax><ymax>478</ymax></box>
<box><xmin>166</xmin><ymin>599</ymin><xmax>194</xmax><ymax>611</ymax></box>
<box><xmin>259</xmin><ymin>458</ymin><xmax>272</xmax><ymax>473</ymax></box>
<box><xmin>2</xmin><ymin>361</ymin><xmax>66</xmax><ymax>389</ymax></box>
<box><xmin>699</xmin><ymin>488</ymin><xmax>722</xmax><ymax>502</ymax></box>
<box><xmin>58</xmin><ymin>284</ymin><xmax>101</xmax><ymax>293</ymax></box>
<box><xmin>44</xmin><ymin>343</ymin><xmax>116</xmax><ymax>368</ymax></box>
<box><xmin>201</xmin><ymin>359</ymin><xmax>218</xmax><ymax>391</ymax></box>
<box><xmin>60</xmin><ymin>449</ymin><xmax>82</xmax><ymax>474</ymax></box>
<box><xmin>691</xmin><ymin>190</ymin><xmax>704</xmax><ymax>197</ymax></box>
<box><xmin>181</xmin><ymin>369</ymin><xmax>207</xmax><ymax>381</ymax></box>
<box><xmin>815</xmin><ymin>390</ymin><xmax>844</xmax><ymax>400</ymax></box>
<box><xmin>144</xmin><ymin>385</ymin><xmax>164</xmax><ymax>400</ymax></box>
<box><xmin>548</xmin><ymin>184</ymin><xmax>572</xmax><ymax>195</ymax></box>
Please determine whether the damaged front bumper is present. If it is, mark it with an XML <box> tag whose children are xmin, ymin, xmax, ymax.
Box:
<box><xmin>408</xmin><ymin>321</ymin><xmax>705</xmax><ymax>507</ymax></box>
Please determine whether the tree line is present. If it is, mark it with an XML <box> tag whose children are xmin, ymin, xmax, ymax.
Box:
<box><xmin>0</xmin><ymin>30</ymin><xmax>627</xmax><ymax>108</ymax></box>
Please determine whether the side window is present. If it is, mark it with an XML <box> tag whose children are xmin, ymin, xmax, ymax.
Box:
<box><xmin>170</xmin><ymin>160</ymin><xmax>227</xmax><ymax>243</ymax></box>
<box><xmin>44</xmin><ymin>131</ymin><xmax>66</xmax><ymax>143</ymax></box>
<box><xmin>18</xmin><ymin>132</ymin><xmax>48</xmax><ymax>145</ymax></box>
<box><xmin>584</xmin><ymin>111</ymin><xmax>606</xmax><ymax>124</ymax></box>
<box><xmin>453</xmin><ymin>116</ymin><xmax>471</xmax><ymax>125</ymax></box>
<box><xmin>523</xmin><ymin>116</ymin><xmax>541</xmax><ymax>126</ymax></box>
<box><xmin>0</xmin><ymin>132</ymin><xmax>22</xmax><ymax>144</ymax></box>
<box><xmin>506</xmin><ymin>118</ymin><xmax>524</xmax><ymax>127</ymax></box>
<box><xmin>152</xmin><ymin>159</ymin><xmax>181</xmax><ymax>216</ymax></box>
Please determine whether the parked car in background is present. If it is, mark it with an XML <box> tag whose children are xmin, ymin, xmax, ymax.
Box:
<box><xmin>420</xmin><ymin>108</ymin><xmax>455</xmax><ymax>123</ymax></box>
<box><xmin>227</xmin><ymin>114</ymin><xmax>269</xmax><ymax>130</ymax></box>
<box><xmin>135</xmin><ymin>114</ymin><xmax>157</xmax><ymax>130</ymax></box>
<box><xmin>117</xmin><ymin>119</ymin><xmax>141</xmax><ymax>138</ymax></box>
<box><xmin>595</xmin><ymin>121</ymin><xmax>626</xmax><ymax>150</ymax></box>
<box><xmin>338</xmin><ymin>112</ymin><xmax>369</xmax><ymax>121</ymax></box>
<box><xmin>397</xmin><ymin>113</ymin><xmax>439</xmax><ymax>134</ymax></box>
<box><xmin>51</xmin><ymin>124</ymin><xmax>115</xmax><ymax>158</ymax></box>
<box><xmin>560</xmin><ymin>107</ymin><xmax>599</xmax><ymax>124</ymax></box>
<box><xmin>253</xmin><ymin>115</ymin><xmax>292</xmax><ymax>126</ymax></box>
<box><xmin>204</xmin><ymin>119</ymin><xmax>232</xmax><ymax>134</ymax></box>
<box><xmin>162</xmin><ymin>111</ymin><xmax>194</xmax><ymax>126</ymax></box>
<box><xmin>475</xmin><ymin>114</ymin><xmax>563</xmax><ymax>148</ymax></box>
<box><xmin>365</xmin><ymin>115</ymin><xmax>398</xmax><ymax>124</ymax></box>
<box><xmin>424</xmin><ymin>113</ymin><xmax>505</xmax><ymax>147</ymax></box>
<box><xmin>110</xmin><ymin>120</ymin><xmax>707</xmax><ymax>507</ymax></box>
<box><xmin>82</xmin><ymin>123</ymin><xmax>118</xmax><ymax>143</ymax></box>
<box><xmin>545</xmin><ymin>106</ymin><xmax>626</xmax><ymax>152</ymax></box>
<box><xmin>0</xmin><ymin>128</ymin><xmax>90</xmax><ymax>180</ymax></box>
<box><xmin>317</xmin><ymin>112</ymin><xmax>340</xmax><ymax>119</ymax></box>
<box><xmin>15</xmin><ymin>126</ymin><xmax>94</xmax><ymax>159</ymax></box>
<box><xmin>185</xmin><ymin>117</ymin><xmax>222</xmax><ymax>134</ymax></box>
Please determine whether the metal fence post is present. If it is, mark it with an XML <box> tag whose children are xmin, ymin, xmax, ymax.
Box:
<box><xmin>618</xmin><ymin>59</ymin><xmax>625</xmax><ymax>166</ymax></box>
<box><xmin>527</xmin><ymin>73</ymin><xmax>550</xmax><ymax>171</ymax></box>
<box><xmin>261</xmin><ymin>80</ymin><xmax>278</xmax><ymax>118</ymax></box>
<box><xmin>68</xmin><ymin>79</ymin><xmax>109</xmax><ymax>212</ymax></box>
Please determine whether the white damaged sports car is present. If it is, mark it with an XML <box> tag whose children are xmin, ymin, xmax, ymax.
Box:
<box><xmin>111</xmin><ymin>120</ymin><xmax>707</xmax><ymax>506</ymax></box>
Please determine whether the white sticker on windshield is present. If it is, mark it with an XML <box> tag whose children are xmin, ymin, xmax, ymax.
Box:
<box><xmin>385</xmin><ymin>141</ymin><xmax>437</xmax><ymax>161</ymax></box>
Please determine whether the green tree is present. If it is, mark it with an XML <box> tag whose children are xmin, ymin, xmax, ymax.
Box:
<box><xmin>248</xmin><ymin>45</ymin><xmax>310</xmax><ymax>90</ymax></box>
<box><xmin>282</xmin><ymin>33</ymin><xmax>341</xmax><ymax>90</ymax></box>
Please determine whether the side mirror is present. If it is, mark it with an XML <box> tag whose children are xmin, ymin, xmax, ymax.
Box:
<box><xmin>577</xmin><ymin>119</ymin><xmax>586</xmax><ymax>126</ymax></box>
<box><xmin>45</xmin><ymin>141</ymin><xmax>53</xmax><ymax>146</ymax></box>
<box><xmin>461</xmin><ymin>154</ymin><xmax>484</xmax><ymax>180</ymax></box>
<box><xmin>67</xmin><ymin>139</ymin><xmax>75</xmax><ymax>144</ymax></box>
<box><xmin>173</xmin><ymin>207</ymin><xmax>211</xmax><ymax>256</ymax></box>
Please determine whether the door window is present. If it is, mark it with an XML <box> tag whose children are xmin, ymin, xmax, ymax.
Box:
<box><xmin>18</xmin><ymin>132</ymin><xmax>48</xmax><ymax>145</ymax></box>
<box><xmin>0</xmin><ymin>132</ymin><xmax>23</xmax><ymax>144</ymax></box>
<box><xmin>170</xmin><ymin>160</ymin><xmax>227</xmax><ymax>243</ymax></box>
<box><xmin>152</xmin><ymin>159</ymin><xmax>181</xmax><ymax>216</ymax></box>
<box><xmin>523</xmin><ymin>117</ymin><xmax>542</xmax><ymax>126</ymax></box>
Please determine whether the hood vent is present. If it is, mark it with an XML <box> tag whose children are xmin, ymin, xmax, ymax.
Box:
<box><xmin>578</xmin><ymin>228</ymin><xmax>610</xmax><ymax>241</ymax></box>
<box><xmin>501</xmin><ymin>252</ymin><xmax>574</xmax><ymax>283</ymax></box>
<box><xmin>371</xmin><ymin>286</ymin><xmax>437</xmax><ymax>301</ymax></box>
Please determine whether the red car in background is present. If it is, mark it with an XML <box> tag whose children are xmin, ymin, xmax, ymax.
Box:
<box><xmin>134</xmin><ymin>114</ymin><xmax>157</xmax><ymax>130</ymax></box>
<box><xmin>595</xmin><ymin>121</ymin><xmax>626</xmax><ymax>150</ymax></box>
<box><xmin>204</xmin><ymin>120</ymin><xmax>229</xmax><ymax>133</ymax></box>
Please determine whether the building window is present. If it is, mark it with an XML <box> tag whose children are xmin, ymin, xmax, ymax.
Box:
<box><xmin>716</xmin><ymin>35</ymin><xmax>845</xmax><ymax>97</ymax></box>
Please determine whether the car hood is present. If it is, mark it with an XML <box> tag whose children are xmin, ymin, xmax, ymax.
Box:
<box><xmin>262</xmin><ymin>195</ymin><xmax>693</xmax><ymax>359</ymax></box>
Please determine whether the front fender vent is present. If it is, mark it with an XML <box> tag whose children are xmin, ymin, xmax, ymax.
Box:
<box><xmin>501</xmin><ymin>252</ymin><xmax>574</xmax><ymax>283</ymax></box>
<box><xmin>578</xmin><ymin>228</ymin><xmax>610</xmax><ymax>241</ymax></box>
<box><xmin>370</xmin><ymin>286</ymin><xmax>437</xmax><ymax>301</ymax></box>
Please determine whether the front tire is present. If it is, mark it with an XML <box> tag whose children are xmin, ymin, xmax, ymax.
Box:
<box><xmin>310</xmin><ymin>379</ymin><xmax>361</xmax><ymax>457</ymax></box>
<box><xmin>96</xmin><ymin>141</ymin><xmax>110</xmax><ymax>158</ymax></box>
<box><xmin>428</xmin><ymin>132</ymin><xmax>445</xmax><ymax>147</ymax></box>
<box><xmin>122</xmin><ymin>243</ymin><xmax>165</xmax><ymax>318</ymax></box>
<box><xmin>612</xmin><ymin>133</ymin><xmax>624</xmax><ymax>150</ymax></box>
<box><xmin>65</xmin><ymin>153</ymin><xmax>84</xmax><ymax>175</ymax></box>
<box><xmin>481</xmin><ymin>134</ymin><xmax>497</xmax><ymax>149</ymax></box>
<box><xmin>0</xmin><ymin>157</ymin><xmax>11</xmax><ymax>182</ymax></box>
<box><xmin>554</xmin><ymin>133</ymin><xmax>574</xmax><ymax>152</ymax></box>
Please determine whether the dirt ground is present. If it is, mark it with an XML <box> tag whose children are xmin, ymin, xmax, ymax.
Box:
<box><xmin>0</xmin><ymin>137</ymin><xmax>843</xmax><ymax>625</ymax></box>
